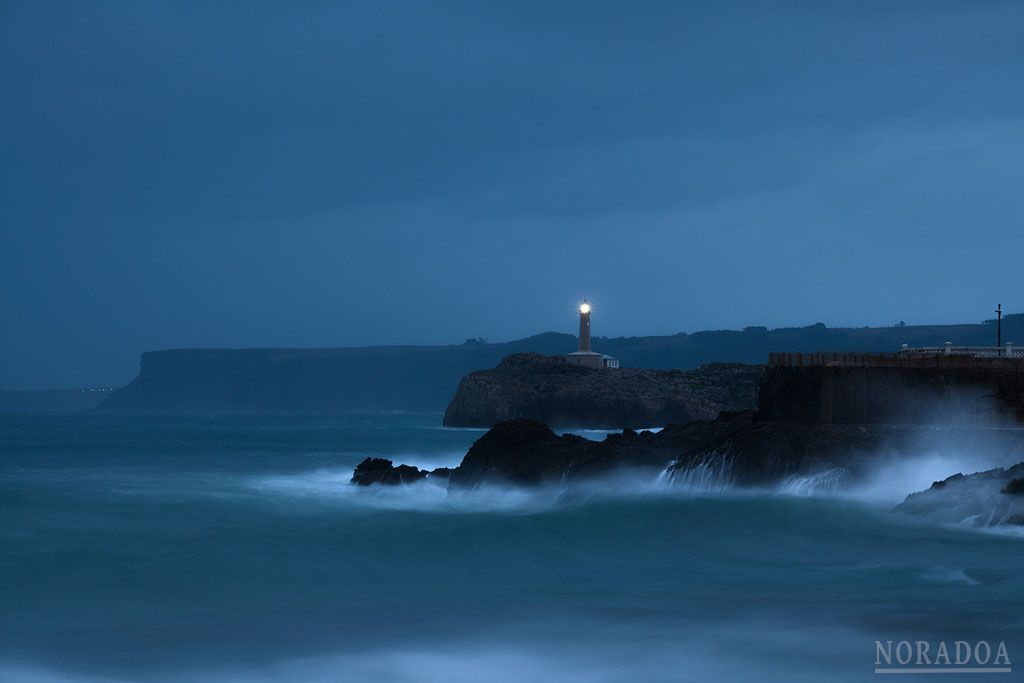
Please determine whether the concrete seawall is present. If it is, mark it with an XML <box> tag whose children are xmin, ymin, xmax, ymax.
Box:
<box><xmin>759</xmin><ymin>359</ymin><xmax>1024</xmax><ymax>425</ymax></box>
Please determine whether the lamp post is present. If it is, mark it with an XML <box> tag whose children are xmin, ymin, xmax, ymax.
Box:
<box><xmin>997</xmin><ymin>304</ymin><xmax>1002</xmax><ymax>349</ymax></box>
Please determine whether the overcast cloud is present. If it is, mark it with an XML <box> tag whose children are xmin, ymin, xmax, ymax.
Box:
<box><xmin>2</xmin><ymin>1</ymin><xmax>1023</xmax><ymax>388</ymax></box>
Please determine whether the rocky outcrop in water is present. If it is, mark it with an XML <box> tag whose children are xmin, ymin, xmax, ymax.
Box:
<box><xmin>356</xmin><ymin>411</ymin><xmax>898</xmax><ymax>489</ymax></box>
<box><xmin>894</xmin><ymin>463</ymin><xmax>1024</xmax><ymax>527</ymax></box>
<box><xmin>349</xmin><ymin>412</ymin><xmax>912</xmax><ymax>489</ymax></box>
<box><xmin>356</xmin><ymin>411</ymin><xmax>1024</xmax><ymax>495</ymax></box>
<box><xmin>442</xmin><ymin>353</ymin><xmax>761</xmax><ymax>429</ymax></box>
<box><xmin>351</xmin><ymin>458</ymin><xmax>451</xmax><ymax>486</ymax></box>
<box><xmin>446</xmin><ymin>412</ymin><xmax>912</xmax><ymax>489</ymax></box>
<box><xmin>447</xmin><ymin>418</ymin><xmax>677</xmax><ymax>488</ymax></box>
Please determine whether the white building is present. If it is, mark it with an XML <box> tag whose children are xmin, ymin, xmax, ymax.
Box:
<box><xmin>899</xmin><ymin>342</ymin><xmax>1022</xmax><ymax>358</ymax></box>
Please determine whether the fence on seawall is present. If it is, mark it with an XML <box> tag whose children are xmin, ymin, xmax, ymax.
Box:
<box><xmin>768</xmin><ymin>350</ymin><xmax>1024</xmax><ymax>371</ymax></box>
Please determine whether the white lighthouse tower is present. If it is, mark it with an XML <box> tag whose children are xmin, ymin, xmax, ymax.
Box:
<box><xmin>565</xmin><ymin>302</ymin><xmax>619</xmax><ymax>369</ymax></box>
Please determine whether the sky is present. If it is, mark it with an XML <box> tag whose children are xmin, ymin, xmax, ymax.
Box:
<box><xmin>2</xmin><ymin>1</ymin><xmax>1024</xmax><ymax>389</ymax></box>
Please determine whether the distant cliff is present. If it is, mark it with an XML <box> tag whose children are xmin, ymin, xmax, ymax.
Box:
<box><xmin>100</xmin><ymin>317</ymin><xmax>1024</xmax><ymax>413</ymax></box>
<box><xmin>100</xmin><ymin>334</ymin><xmax>576</xmax><ymax>413</ymax></box>
<box><xmin>443</xmin><ymin>353</ymin><xmax>761</xmax><ymax>429</ymax></box>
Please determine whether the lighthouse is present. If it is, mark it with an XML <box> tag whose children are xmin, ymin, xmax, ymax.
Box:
<box><xmin>578</xmin><ymin>302</ymin><xmax>592</xmax><ymax>352</ymax></box>
<box><xmin>566</xmin><ymin>302</ymin><xmax>620</xmax><ymax>369</ymax></box>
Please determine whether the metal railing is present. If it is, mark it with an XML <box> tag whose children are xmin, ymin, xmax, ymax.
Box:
<box><xmin>898</xmin><ymin>342</ymin><xmax>1023</xmax><ymax>358</ymax></box>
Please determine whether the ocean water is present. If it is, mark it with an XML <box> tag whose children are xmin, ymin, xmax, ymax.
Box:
<box><xmin>2</xmin><ymin>413</ymin><xmax>1023</xmax><ymax>682</ymax></box>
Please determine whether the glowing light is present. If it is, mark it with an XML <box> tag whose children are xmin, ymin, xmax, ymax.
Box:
<box><xmin>579</xmin><ymin>303</ymin><xmax>591</xmax><ymax>314</ymax></box>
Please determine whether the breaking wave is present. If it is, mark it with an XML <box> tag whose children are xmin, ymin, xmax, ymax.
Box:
<box><xmin>779</xmin><ymin>468</ymin><xmax>851</xmax><ymax>496</ymax></box>
<box><xmin>660</xmin><ymin>453</ymin><xmax>735</xmax><ymax>493</ymax></box>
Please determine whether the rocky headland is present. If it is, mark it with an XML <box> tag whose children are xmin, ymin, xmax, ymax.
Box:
<box><xmin>442</xmin><ymin>353</ymin><xmax>761</xmax><ymax>429</ymax></box>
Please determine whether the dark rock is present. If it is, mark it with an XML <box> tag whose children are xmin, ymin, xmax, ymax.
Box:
<box><xmin>1002</xmin><ymin>478</ymin><xmax>1024</xmax><ymax>495</ymax></box>
<box><xmin>351</xmin><ymin>457</ymin><xmax>429</xmax><ymax>486</ymax></box>
<box><xmin>447</xmin><ymin>418</ymin><xmax>673</xmax><ymax>488</ymax></box>
<box><xmin>445</xmin><ymin>412</ymin><xmax>912</xmax><ymax>489</ymax></box>
<box><xmin>353</xmin><ymin>414</ymin><xmax>1024</xmax><ymax>502</ymax></box>
<box><xmin>449</xmin><ymin>417</ymin><xmax>714</xmax><ymax>488</ymax></box>
<box><xmin>449</xmin><ymin>419</ymin><xmax>612</xmax><ymax>488</ymax></box>
<box><xmin>895</xmin><ymin>462</ymin><xmax>1024</xmax><ymax>527</ymax></box>
<box><xmin>659</xmin><ymin>414</ymin><xmax>910</xmax><ymax>486</ymax></box>
<box><xmin>443</xmin><ymin>353</ymin><xmax>761</xmax><ymax>429</ymax></box>
<box><xmin>444</xmin><ymin>414</ymin><xmax>1024</xmax><ymax>492</ymax></box>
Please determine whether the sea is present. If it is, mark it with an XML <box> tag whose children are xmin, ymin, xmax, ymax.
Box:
<box><xmin>2</xmin><ymin>413</ymin><xmax>1023</xmax><ymax>682</ymax></box>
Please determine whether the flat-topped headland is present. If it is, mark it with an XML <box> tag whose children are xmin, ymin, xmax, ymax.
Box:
<box><xmin>442</xmin><ymin>353</ymin><xmax>761</xmax><ymax>429</ymax></box>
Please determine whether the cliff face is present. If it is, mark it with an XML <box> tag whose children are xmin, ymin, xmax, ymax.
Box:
<box><xmin>442</xmin><ymin>353</ymin><xmax>761</xmax><ymax>429</ymax></box>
